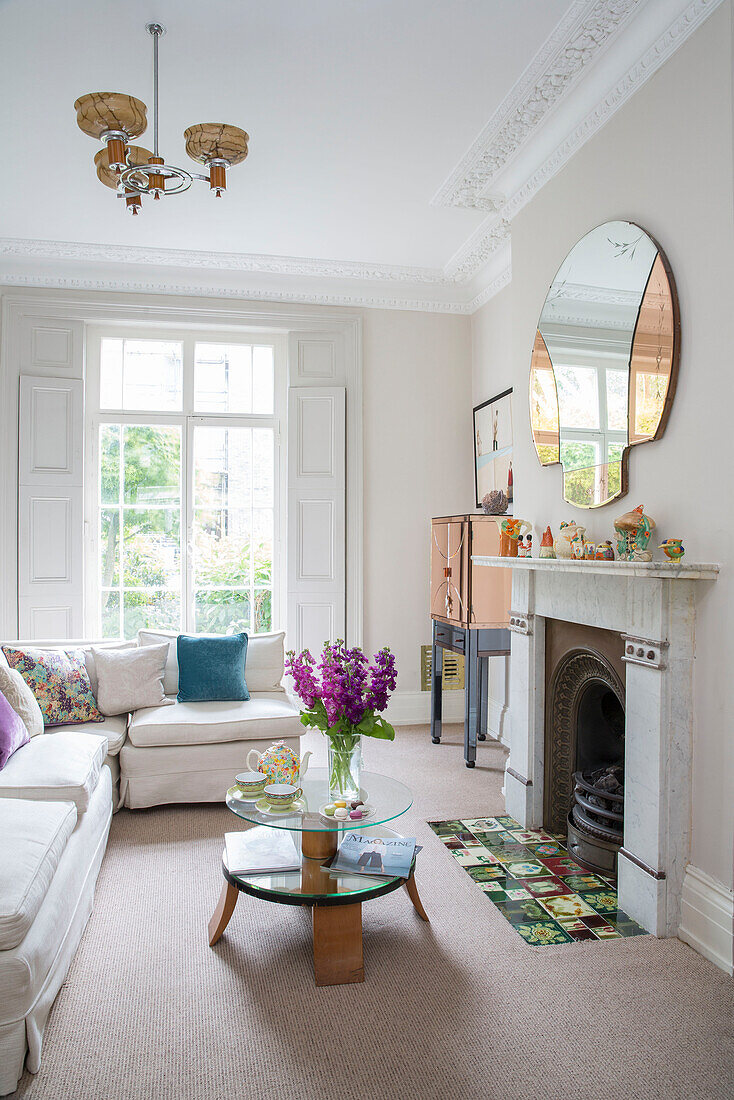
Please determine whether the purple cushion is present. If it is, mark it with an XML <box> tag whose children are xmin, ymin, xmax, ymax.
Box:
<box><xmin>0</xmin><ymin>689</ymin><xmax>30</xmax><ymax>769</ymax></box>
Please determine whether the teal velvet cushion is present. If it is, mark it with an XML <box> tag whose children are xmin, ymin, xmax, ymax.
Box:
<box><xmin>176</xmin><ymin>633</ymin><xmax>250</xmax><ymax>703</ymax></box>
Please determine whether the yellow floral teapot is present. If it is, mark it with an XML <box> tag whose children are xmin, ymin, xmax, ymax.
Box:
<box><xmin>246</xmin><ymin>741</ymin><xmax>312</xmax><ymax>785</ymax></box>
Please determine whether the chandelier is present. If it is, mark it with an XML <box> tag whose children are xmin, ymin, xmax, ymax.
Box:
<box><xmin>74</xmin><ymin>23</ymin><xmax>249</xmax><ymax>215</ymax></box>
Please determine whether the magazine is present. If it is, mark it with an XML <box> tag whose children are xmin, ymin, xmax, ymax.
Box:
<box><xmin>329</xmin><ymin>833</ymin><xmax>417</xmax><ymax>879</ymax></box>
<box><xmin>225</xmin><ymin>827</ymin><xmax>300</xmax><ymax>876</ymax></box>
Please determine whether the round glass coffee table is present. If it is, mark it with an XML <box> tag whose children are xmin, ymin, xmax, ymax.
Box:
<box><xmin>208</xmin><ymin>768</ymin><xmax>429</xmax><ymax>985</ymax></box>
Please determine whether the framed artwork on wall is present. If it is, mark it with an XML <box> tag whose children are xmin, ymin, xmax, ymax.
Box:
<box><xmin>473</xmin><ymin>387</ymin><xmax>513</xmax><ymax>510</ymax></box>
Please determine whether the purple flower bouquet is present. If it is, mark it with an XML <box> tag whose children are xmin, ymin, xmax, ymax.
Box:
<box><xmin>285</xmin><ymin>640</ymin><xmax>397</xmax><ymax>800</ymax></box>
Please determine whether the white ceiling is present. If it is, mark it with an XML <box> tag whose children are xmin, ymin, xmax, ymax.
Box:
<box><xmin>0</xmin><ymin>0</ymin><xmax>569</xmax><ymax>266</ymax></box>
<box><xmin>0</xmin><ymin>0</ymin><xmax>720</xmax><ymax>310</ymax></box>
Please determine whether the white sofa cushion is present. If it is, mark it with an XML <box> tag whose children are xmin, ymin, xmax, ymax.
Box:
<box><xmin>50</xmin><ymin>714</ymin><xmax>128</xmax><ymax>756</ymax></box>
<box><xmin>0</xmin><ymin>797</ymin><xmax>77</xmax><ymax>951</ymax></box>
<box><xmin>92</xmin><ymin>643</ymin><xmax>171</xmax><ymax>715</ymax></box>
<box><xmin>126</xmin><ymin>691</ymin><xmax>302</xmax><ymax>748</ymax></box>
<box><xmin>0</xmin><ymin>731</ymin><xmax>107</xmax><ymax>812</ymax></box>
<box><xmin>138</xmin><ymin>629</ymin><xmax>286</xmax><ymax>695</ymax></box>
<box><xmin>0</xmin><ymin>663</ymin><xmax>44</xmax><ymax>738</ymax></box>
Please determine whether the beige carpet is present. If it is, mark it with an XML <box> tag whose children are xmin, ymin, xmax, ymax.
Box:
<box><xmin>16</xmin><ymin>725</ymin><xmax>734</xmax><ymax>1100</ymax></box>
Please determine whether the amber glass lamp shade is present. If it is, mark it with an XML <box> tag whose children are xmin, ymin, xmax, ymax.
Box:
<box><xmin>75</xmin><ymin>93</ymin><xmax>147</xmax><ymax>170</ymax></box>
<box><xmin>94</xmin><ymin>145</ymin><xmax>153</xmax><ymax>215</ymax></box>
<box><xmin>183</xmin><ymin>123</ymin><xmax>249</xmax><ymax>195</ymax></box>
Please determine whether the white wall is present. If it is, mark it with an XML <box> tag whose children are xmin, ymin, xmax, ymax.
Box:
<box><xmin>472</xmin><ymin>2</ymin><xmax>734</xmax><ymax>907</ymax></box>
<box><xmin>363</xmin><ymin>309</ymin><xmax>473</xmax><ymax>704</ymax></box>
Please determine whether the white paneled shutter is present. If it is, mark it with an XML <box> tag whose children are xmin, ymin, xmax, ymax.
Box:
<box><xmin>286</xmin><ymin>333</ymin><xmax>346</xmax><ymax>654</ymax></box>
<box><xmin>17</xmin><ymin>316</ymin><xmax>85</xmax><ymax>638</ymax></box>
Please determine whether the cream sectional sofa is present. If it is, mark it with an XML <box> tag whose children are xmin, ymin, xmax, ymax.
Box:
<box><xmin>0</xmin><ymin>630</ymin><xmax>302</xmax><ymax>1093</ymax></box>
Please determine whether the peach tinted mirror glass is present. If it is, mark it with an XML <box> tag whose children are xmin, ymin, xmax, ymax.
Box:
<box><xmin>529</xmin><ymin>221</ymin><xmax>678</xmax><ymax>509</ymax></box>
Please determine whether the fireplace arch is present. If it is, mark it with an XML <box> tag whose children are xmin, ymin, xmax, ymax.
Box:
<box><xmin>544</xmin><ymin>645</ymin><xmax>625</xmax><ymax>837</ymax></box>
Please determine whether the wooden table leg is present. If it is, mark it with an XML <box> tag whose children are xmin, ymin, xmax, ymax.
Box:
<box><xmin>403</xmin><ymin>872</ymin><xmax>430</xmax><ymax>922</ymax></box>
<box><xmin>312</xmin><ymin>902</ymin><xmax>364</xmax><ymax>986</ymax></box>
<box><xmin>208</xmin><ymin>880</ymin><xmax>239</xmax><ymax>946</ymax></box>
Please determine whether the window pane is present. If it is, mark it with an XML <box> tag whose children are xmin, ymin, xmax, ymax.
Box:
<box><xmin>194</xmin><ymin>343</ymin><xmax>252</xmax><ymax>413</ymax></box>
<box><xmin>606</xmin><ymin>370</ymin><xmax>628</xmax><ymax>431</ymax></box>
<box><xmin>101</xmin><ymin>590</ymin><xmax>120</xmax><ymax>639</ymax></box>
<box><xmin>192</xmin><ymin>424</ymin><xmax>274</xmax><ymax>635</ymax></box>
<box><xmin>253</xmin><ymin>346</ymin><xmax>274</xmax><ymax>413</ymax></box>
<box><xmin>253</xmin><ymin>590</ymin><xmax>272</xmax><ymax>633</ymax></box>
<box><xmin>100</xmin><ymin>511</ymin><xmax>120</xmax><ymax>586</ymax></box>
<box><xmin>194</xmin><ymin>342</ymin><xmax>274</xmax><ymax>414</ymax></box>
<box><xmin>122</xmin><ymin>509</ymin><xmax>181</xmax><ymax>589</ymax></box>
<box><xmin>195</xmin><ymin>589</ymin><xmax>251</xmax><ymax>634</ymax></box>
<box><xmin>253</xmin><ymin>429</ymin><xmax>274</xmax><ymax>507</ymax></box>
<box><xmin>123</xmin><ymin>590</ymin><xmax>181</xmax><ymax>638</ymax></box>
<box><xmin>122</xmin><ymin>340</ymin><xmax>182</xmax><ymax>411</ymax></box>
<box><xmin>123</xmin><ymin>426</ymin><xmax>180</xmax><ymax>505</ymax></box>
<box><xmin>194</xmin><ymin>427</ymin><xmax>251</xmax><ymax>510</ymax></box>
<box><xmin>254</xmin><ymin>509</ymin><xmax>273</xmax><ymax>585</ymax></box>
<box><xmin>555</xmin><ymin>365</ymin><xmax>599</xmax><ymax>429</ymax></box>
<box><xmin>100</xmin><ymin>340</ymin><xmax>123</xmax><ymax>409</ymax></box>
<box><xmin>635</xmin><ymin>372</ymin><xmax>667</xmax><ymax>438</ymax></box>
<box><xmin>194</xmin><ymin>511</ymin><xmax>251</xmax><ymax>587</ymax></box>
<box><xmin>100</xmin><ymin>425</ymin><xmax>120</xmax><ymax>505</ymax></box>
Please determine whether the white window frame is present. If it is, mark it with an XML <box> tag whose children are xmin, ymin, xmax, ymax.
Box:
<box><xmin>84</xmin><ymin>325</ymin><xmax>287</xmax><ymax>639</ymax></box>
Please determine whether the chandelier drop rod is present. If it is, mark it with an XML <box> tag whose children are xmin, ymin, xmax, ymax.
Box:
<box><xmin>151</xmin><ymin>25</ymin><xmax>160</xmax><ymax>158</ymax></box>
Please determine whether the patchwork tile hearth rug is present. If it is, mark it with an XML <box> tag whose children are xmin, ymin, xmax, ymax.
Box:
<box><xmin>429</xmin><ymin>814</ymin><xmax>647</xmax><ymax>945</ymax></box>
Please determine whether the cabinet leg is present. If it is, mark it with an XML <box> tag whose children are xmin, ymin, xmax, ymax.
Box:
<box><xmin>431</xmin><ymin>621</ymin><xmax>443</xmax><ymax>744</ymax></box>
<box><xmin>403</xmin><ymin>872</ymin><xmax>430</xmax><ymax>922</ymax></box>
<box><xmin>478</xmin><ymin>655</ymin><xmax>489</xmax><ymax>741</ymax></box>
<box><xmin>208</xmin><ymin>880</ymin><xmax>239</xmax><ymax>946</ymax></box>
<box><xmin>464</xmin><ymin>629</ymin><xmax>478</xmax><ymax>767</ymax></box>
<box><xmin>312</xmin><ymin>902</ymin><xmax>364</xmax><ymax>985</ymax></box>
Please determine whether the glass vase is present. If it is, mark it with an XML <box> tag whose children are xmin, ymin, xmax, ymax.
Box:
<box><xmin>328</xmin><ymin>736</ymin><xmax>362</xmax><ymax>802</ymax></box>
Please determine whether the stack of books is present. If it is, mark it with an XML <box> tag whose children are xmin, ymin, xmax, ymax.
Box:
<box><xmin>225</xmin><ymin>828</ymin><xmax>300</xmax><ymax>876</ymax></box>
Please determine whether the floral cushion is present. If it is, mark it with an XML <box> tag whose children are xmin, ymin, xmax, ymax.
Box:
<box><xmin>1</xmin><ymin>647</ymin><xmax>104</xmax><ymax>727</ymax></box>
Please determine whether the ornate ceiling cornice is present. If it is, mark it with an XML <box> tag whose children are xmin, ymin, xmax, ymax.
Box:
<box><xmin>435</xmin><ymin>0</ymin><xmax>724</xmax><ymax>289</ymax></box>
<box><xmin>0</xmin><ymin>237</ymin><xmax>448</xmax><ymax>286</ymax></box>
<box><xmin>432</xmin><ymin>0</ymin><xmax>641</xmax><ymax>212</ymax></box>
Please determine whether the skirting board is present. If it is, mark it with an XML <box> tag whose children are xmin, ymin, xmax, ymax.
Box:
<box><xmin>679</xmin><ymin>864</ymin><xmax>734</xmax><ymax>975</ymax></box>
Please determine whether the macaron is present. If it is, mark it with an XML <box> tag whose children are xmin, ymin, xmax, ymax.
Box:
<box><xmin>333</xmin><ymin>807</ymin><xmax>349</xmax><ymax>820</ymax></box>
<box><xmin>349</xmin><ymin>809</ymin><xmax>363</xmax><ymax>819</ymax></box>
<box><xmin>334</xmin><ymin>800</ymin><xmax>347</xmax><ymax>809</ymax></box>
<box><xmin>323</xmin><ymin>804</ymin><xmax>336</xmax><ymax>817</ymax></box>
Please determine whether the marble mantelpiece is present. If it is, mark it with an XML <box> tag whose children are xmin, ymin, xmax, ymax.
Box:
<box><xmin>472</xmin><ymin>554</ymin><xmax>719</xmax><ymax>938</ymax></box>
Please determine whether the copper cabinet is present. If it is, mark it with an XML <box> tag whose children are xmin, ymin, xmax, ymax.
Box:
<box><xmin>430</xmin><ymin>514</ymin><xmax>511</xmax><ymax>629</ymax></box>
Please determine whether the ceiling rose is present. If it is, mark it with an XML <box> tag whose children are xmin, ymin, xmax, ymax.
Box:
<box><xmin>74</xmin><ymin>23</ymin><xmax>249</xmax><ymax>215</ymax></box>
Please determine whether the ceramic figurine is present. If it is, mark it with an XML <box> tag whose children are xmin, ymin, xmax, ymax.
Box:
<box><xmin>247</xmin><ymin>742</ymin><xmax>312</xmax><ymax>785</ymax></box>
<box><xmin>583</xmin><ymin>540</ymin><xmax>596</xmax><ymax>560</ymax></box>
<box><xmin>500</xmin><ymin>517</ymin><xmax>531</xmax><ymax>557</ymax></box>
<box><xmin>481</xmin><ymin>489</ymin><xmax>508</xmax><ymax>515</ymax></box>
<box><xmin>539</xmin><ymin>526</ymin><xmax>556</xmax><ymax>559</ymax></box>
<box><xmin>614</xmin><ymin>504</ymin><xmax>656</xmax><ymax>562</ymax></box>
<box><xmin>659</xmin><ymin>538</ymin><xmax>685</xmax><ymax>563</ymax></box>
<box><xmin>525</xmin><ymin>534</ymin><xmax>533</xmax><ymax>558</ymax></box>
<box><xmin>554</xmin><ymin>521</ymin><xmax>584</xmax><ymax>560</ymax></box>
<box><xmin>595</xmin><ymin>540</ymin><xmax>615</xmax><ymax>561</ymax></box>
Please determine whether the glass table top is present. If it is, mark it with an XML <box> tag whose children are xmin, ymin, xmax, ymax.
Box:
<box><xmin>224</xmin><ymin>824</ymin><xmax>412</xmax><ymax>903</ymax></box>
<box><xmin>225</xmin><ymin>768</ymin><xmax>412</xmax><ymax>833</ymax></box>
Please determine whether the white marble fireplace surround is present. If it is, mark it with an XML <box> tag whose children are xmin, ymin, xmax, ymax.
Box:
<box><xmin>472</xmin><ymin>556</ymin><xmax>720</xmax><ymax>939</ymax></box>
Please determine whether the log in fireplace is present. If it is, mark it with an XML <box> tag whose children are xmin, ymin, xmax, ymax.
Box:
<box><xmin>544</xmin><ymin>621</ymin><xmax>625</xmax><ymax>876</ymax></box>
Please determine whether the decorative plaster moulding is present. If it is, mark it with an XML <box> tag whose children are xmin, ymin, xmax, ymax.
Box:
<box><xmin>438</xmin><ymin>0</ymin><xmax>725</xmax><ymax>291</ymax></box>
<box><xmin>0</xmin><ymin>0</ymin><xmax>723</xmax><ymax>314</ymax></box>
